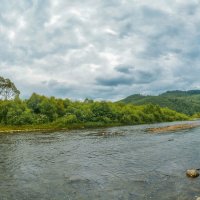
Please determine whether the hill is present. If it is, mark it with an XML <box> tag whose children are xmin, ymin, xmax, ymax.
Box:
<box><xmin>119</xmin><ymin>90</ymin><xmax>200</xmax><ymax>115</ymax></box>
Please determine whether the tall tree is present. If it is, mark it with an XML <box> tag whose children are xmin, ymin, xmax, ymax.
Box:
<box><xmin>0</xmin><ymin>76</ymin><xmax>20</xmax><ymax>100</ymax></box>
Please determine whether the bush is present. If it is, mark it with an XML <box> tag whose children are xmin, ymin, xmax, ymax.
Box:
<box><xmin>54</xmin><ymin>114</ymin><xmax>78</xmax><ymax>127</ymax></box>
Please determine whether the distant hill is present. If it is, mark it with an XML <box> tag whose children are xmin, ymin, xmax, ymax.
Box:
<box><xmin>119</xmin><ymin>90</ymin><xmax>200</xmax><ymax>115</ymax></box>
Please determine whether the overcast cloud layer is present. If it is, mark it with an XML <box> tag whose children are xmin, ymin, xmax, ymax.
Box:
<box><xmin>1</xmin><ymin>0</ymin><xmax>200</xmax><ymax>100</ymax></box>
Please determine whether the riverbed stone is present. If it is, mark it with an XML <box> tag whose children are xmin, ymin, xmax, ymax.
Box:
<box><xmin>196</xmin><ymin>197</ymin><xmax>200</xmax><ymax>200</ymax></box>
<box><xmin>186</xmin><ymin>169</ymin><xmax>199</xmax><ymax>178</ymax></box>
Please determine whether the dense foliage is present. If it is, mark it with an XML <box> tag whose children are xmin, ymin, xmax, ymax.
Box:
<box><xmin>0</xmin><ymin>93</ymin><xmax>189</xmax><ymax>128</ymax></box>
<box><xmin>120</xmin><ymin>90</ymin><xmax>200</xmax><ymax>115</ymax></box>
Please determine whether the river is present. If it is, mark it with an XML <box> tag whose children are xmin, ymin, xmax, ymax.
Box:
<box><xmin>0</xmin><ymin>121</ymin><xmax>200</xmax><ymax>200</ymax></box>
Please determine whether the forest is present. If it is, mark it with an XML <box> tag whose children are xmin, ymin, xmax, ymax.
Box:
<box><xmin>0</xmin><ymin>76</ymin><xmax>190</xmax><ymax>131</ymax></box>
<box><xmin>120</xmin><ymin>90</ymin><xmax>200</xmax><ymax>115</ymax></box>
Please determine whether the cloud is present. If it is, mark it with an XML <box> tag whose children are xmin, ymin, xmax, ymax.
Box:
<box><xmin>115</xmin><ymin>65</ymin><xmax>134</xmax><ymax>74</ymax></box>
<box><xmin>0</xmin><ymin>0</ymin><xmax>200</xmax><ymax>100</ymax></box>
<box><xmin>96</xmin><ymin>69</ymin><xmax>159</xmax><ymax>87</ymax></box>
<box><xmin>96</xmin><ymin>76</ymin><xmax>133</xmax><ymax>86</ymax></box>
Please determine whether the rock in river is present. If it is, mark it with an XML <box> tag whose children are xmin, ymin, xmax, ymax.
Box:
<box><xmin>186</xmin><ymin>169</ymin><xmax>199</xmax><ymax>178</ymax></box>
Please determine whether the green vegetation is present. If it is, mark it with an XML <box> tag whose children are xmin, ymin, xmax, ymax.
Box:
<box><xmin>0</xmin><ymin>93</ymin><xmax>189</xmax><ymax>132</ymax></box>
<box><xmin>120</xmin><ymin>90</ymin><xmax>200</xmax><ymax>115</ymax></box>
<box><xmin>0</xmin><ymin>77</ymin><xmax>191</xmax><ymax>133</ymax></box>
<box><xmin>0</xmin><ymin>76</ymin><xmax>20</xmax><ymax>100</ymax></box>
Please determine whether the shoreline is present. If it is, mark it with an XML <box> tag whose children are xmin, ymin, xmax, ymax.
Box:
<box><xmin>147</xmin><ymin>123</ymin><xmax>200</xmax><ymax>133</ymax></box>
<box><xmin>0</xmin><ymin>123</ymin><xmax>123</xmax><ymax>134</ymax></box>
<box><xmin>0</xmin><ymin>120</ymin><xmax>199</xmax><ymax>134</ymax></box>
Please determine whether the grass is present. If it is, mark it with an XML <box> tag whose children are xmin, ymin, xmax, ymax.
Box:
<box><xmin>0</xmin><ymin>118</ymin><xmax>197</xmax><ymax>134</ymax></box>
<box><xmin>0</xmin><ymin>122</ymin><xmax>123</xmax><ymax>134</ymax></box>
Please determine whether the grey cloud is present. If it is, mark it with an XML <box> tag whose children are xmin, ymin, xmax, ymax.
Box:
<box><xmin>96</xmin><ymin>76</ymin><xmax>133</xmax><ymax>86</ymax></box>
<box><xmin>134</xmin><ymin>70</ymin><xmax>159</xmax><ymax>84</ymax></box>
<box><xmin>42</xmin><ymin>79</ymin><xmax>73</xmax><ymax>97</ymax></box>
<box><xmin>115</xmin><ymin>65</ymin><xmax>134</xmax><ymax>74</ymax></box>
<box><xmin>0</xmin><ymin>0</ymin><xmax>200</xmax><ymax>100</ymax></box>
<box><xmin>96</xmin><ymin>69</ymin><xmax>159</xmax><ymax>87</ymax></box>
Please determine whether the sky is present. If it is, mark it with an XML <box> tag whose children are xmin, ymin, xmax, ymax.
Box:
<box><xmin>0</xmin><ymin>0</ymin><xmax>200</xmax><ymax>100</ymax></box>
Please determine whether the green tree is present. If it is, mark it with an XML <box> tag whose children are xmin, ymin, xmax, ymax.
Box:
<box><xmin>39</xmin><ymin>98</ymin><xmax>58</xmax><ymax>121</ymax></box>
<box><xmin>0</xmin><ymin>76</ymin><xmax>20</xmax><ymax>100</ymax></box>
<box><xmin>26</xmin><ymin>93</ymin><xmax>44</xmax><ymax>113</ymax></box>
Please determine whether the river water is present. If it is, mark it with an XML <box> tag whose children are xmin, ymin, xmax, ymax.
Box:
<box><xmin>0</xmin><ymin>121</ymin><xmax>200</xmax><ymax>200</ymax></box>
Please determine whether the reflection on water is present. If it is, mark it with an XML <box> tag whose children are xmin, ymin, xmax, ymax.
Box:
<box><xmin>0</xmin><ymin>121</ymin><xmax>200</xmax><ymax>200</ymax></box>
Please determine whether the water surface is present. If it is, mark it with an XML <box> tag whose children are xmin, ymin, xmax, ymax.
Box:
<box><xmin>0</xmin><ymin>121</ymin><xmax>200</xmax><ymax>200</ymax></box>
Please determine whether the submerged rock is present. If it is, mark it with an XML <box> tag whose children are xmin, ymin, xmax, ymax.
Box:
<box><xmin>89</xmin><ymin>131</ymin><xmax>124</xmax><ymax>137</ymax></box>
<box><xmin>186</xmin><ymin>169</ymin><xmax>199</xmax><ymax>178</ymax></box>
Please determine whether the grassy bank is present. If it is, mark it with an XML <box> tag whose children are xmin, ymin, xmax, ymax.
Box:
<box><xmin>0</xmin><ymin>122</ymin><xmax>124</xmax><ymax>134</ymax></box>
<box><xmin>0</xmin><ymin>119</ymin><xmax>196</xmax><ymax>134</ymax></box>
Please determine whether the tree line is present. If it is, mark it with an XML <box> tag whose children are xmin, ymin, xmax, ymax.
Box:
<box><xmin>0</xmin><ymin>76</ymin><xmax>189</xmax><ymax>128</ymax></box>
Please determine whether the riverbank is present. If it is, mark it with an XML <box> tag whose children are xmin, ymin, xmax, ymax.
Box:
<box><xmin>0</xmin><ymin>120</ymin><xmax>199</xmax><ymax>134</ymax></box>
<box><xmin>147</xmin><ymin>123</ymin><xmax>200</xmax><ymax>133</ymax></box>
<box><xmin>0</xmin><ymin>122</ymin><xmax>123</xmax><ymax>134</ymax></box>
